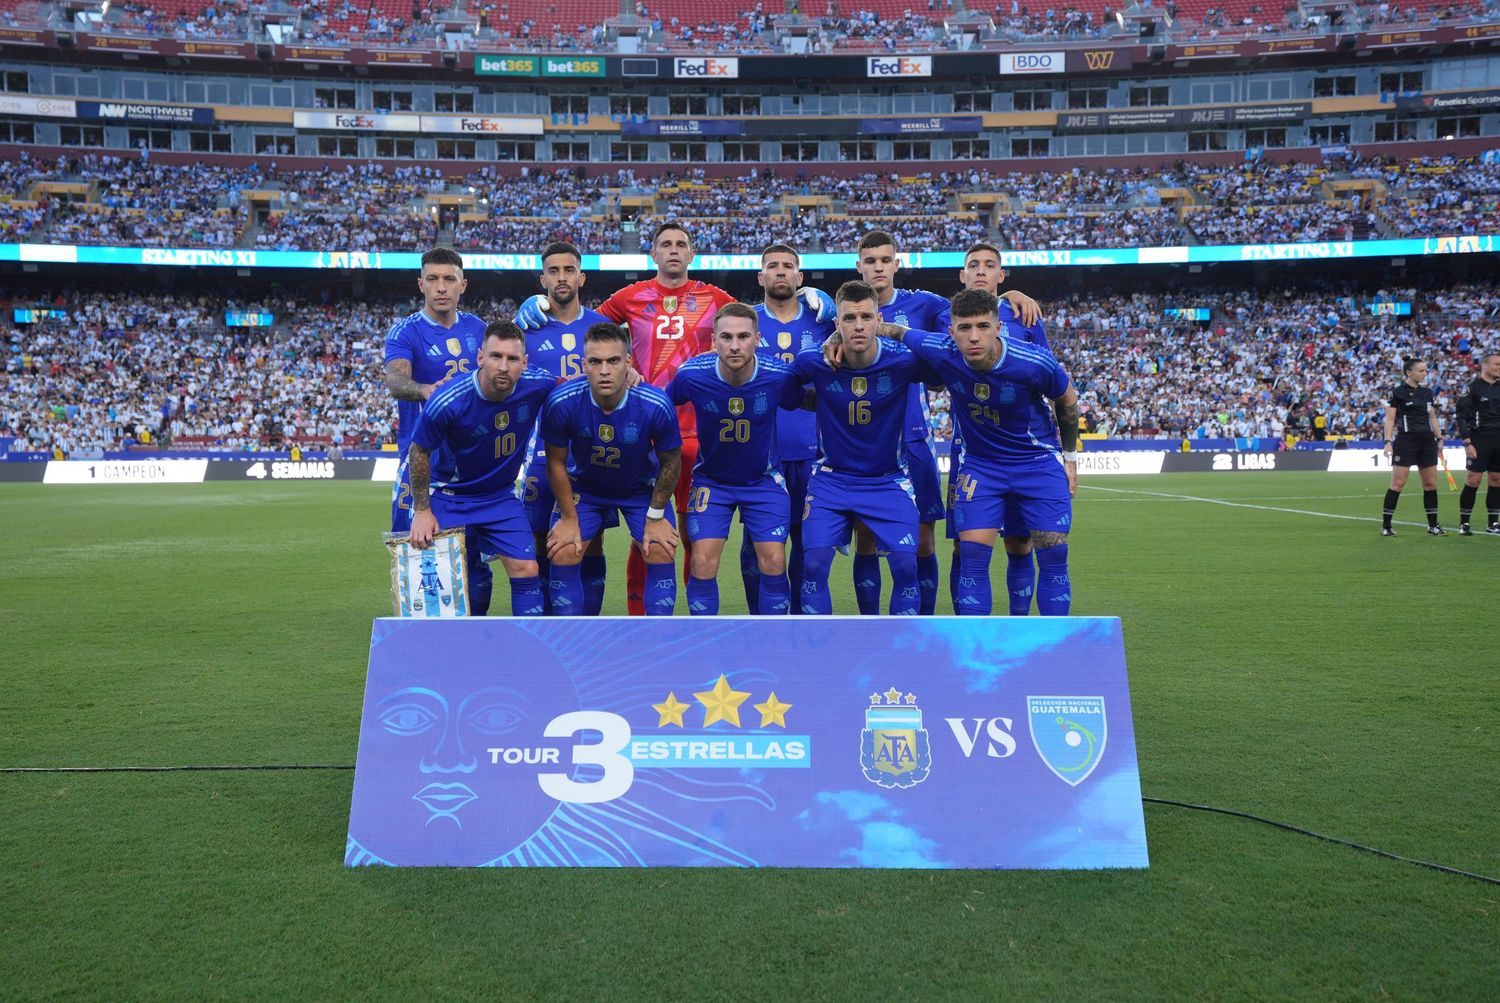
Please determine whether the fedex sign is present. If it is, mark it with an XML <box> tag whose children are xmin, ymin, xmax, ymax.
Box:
<box><xmin>674</xmin><ymin>57</ymin><xmax>739</xmax><ymax>78</ymax></box>
<box><xmin>867</xmin><ymin>55</ymin><xmax>932</xmax><ymax>77</ymax></box>
<box><xmin>999</xmin><ymin>51</ymin><xmax>1065</xmax><ymax>74</ymax></box>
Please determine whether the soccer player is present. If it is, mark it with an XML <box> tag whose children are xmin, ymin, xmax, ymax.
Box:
<box><xmin>743</xmin><ymin>243</ymin><xmax>834</xmax><ymax>613</ymax></box>
<box><xmin>384</xmin><ymin>248</ymin><xmax>492</xmax><ymax>607</ymax></box>
<box><xmin>794</xmin><ymin>280</ymin><xmax>935</xmax><ymax>616</ymax></box>
<box><xmin>541</xmin><ymin>323</ymin><xmax>683</xmax><ymax>616</ymax></box>
<box><xmin>666</xmin><ymin>303</ymin><xmax>808</xmax><ymax>616</ymax></box>
<box><xmin>518</xmin><ymin>221</ymin><xmax>834</xmax><ymax>615</ymax></box>
<box><xmin>406</xmin><ymin>322</ymin><xmax>554</xmax><ymax>617</ymax></box>
<box><xmin>1455</xmin><ymin>349</ymin><xmax>1500</xmax><ymax>535</ymax></box>
<box><xmin>890</xmin><ymin>288</ymin><xmax>1080</xmax><ymax>616</ymax></box>
<box><xmin>519</xmin><ymin>241</ymin><xmax>612</xmax><ymax>613</ymax></box>
<box><xmin>1382</xmin><ymin>357</ymin><xmax>1446</xmax><ymax>537</ymax></box>
<box><xmin>851</xmin><ymin>231</ymin><xmax>1042</xmax><ymax>616</ymax></box>
<box><xmin>954</xmin><ymin>242</ymin><xmax>1054</xmax><ymax>616</ymax></box>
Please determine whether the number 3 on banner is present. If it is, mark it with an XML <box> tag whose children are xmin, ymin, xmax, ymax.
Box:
<box><xmin>537</xmin><ymin>711</ymin><xmax>634</xmax><ymax>804</ymax></box>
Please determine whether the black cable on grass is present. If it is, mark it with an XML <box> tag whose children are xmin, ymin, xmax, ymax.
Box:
<box><xmin>1144</xmin><ymin>796</ymin><xmax>1500</xmax><ymax>886</ymax></box>
<box><xmin>3</xmin><ymin>767</ymin><xmax>1494</xmax><ymax>886</ymax></box>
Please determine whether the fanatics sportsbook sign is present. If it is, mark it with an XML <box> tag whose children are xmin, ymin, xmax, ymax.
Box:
<box><xmin>346</xmin><ymin>617</ymin><xmax>1148</xmax><ymax>868</ymax></box>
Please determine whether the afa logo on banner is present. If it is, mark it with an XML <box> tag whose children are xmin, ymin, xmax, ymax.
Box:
<box><xmin>861</xmin><ymin>688</ymin><xmax>932</xmax><ymax>789</ymax></box>
<box><xmin>1027</xmin><ymin>696</ymin><xmax>1107</xmax><ymax>787</ymax></box>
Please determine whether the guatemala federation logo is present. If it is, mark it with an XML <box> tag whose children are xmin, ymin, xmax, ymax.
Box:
<box><xmin>728</xmin><ymin>397</ymin><xmax>744</xmax><ymax>416</ymax></box>
<box><xmin>598</xmin><ymin>424</ymin><xmax>614</xmax><ymax>443</ymax></box>
<box><xmin>1027</xmin><ymin>696</ymin><xmax>1106</xmax><ymax>787</ymax></box>
<box><xmin>851</xmin><ymin>376</ymin><xmax>868</xmax><ymax>398</ymax></box>
<box><xmin>861</xmin><ymin>688</ymin><xmax>931</xmax><ymax>789</ymax></box>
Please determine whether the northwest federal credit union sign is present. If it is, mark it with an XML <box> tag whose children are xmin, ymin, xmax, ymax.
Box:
<box><xmin>345</xmin><ymin>617</ymin><xmax>1148</xmax><ymax>868</ymax></box>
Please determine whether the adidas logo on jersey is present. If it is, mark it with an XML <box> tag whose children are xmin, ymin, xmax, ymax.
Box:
<box><xmin>538</xmin><ymin>340</ymin><xmax>555</xmax><ymax>351</ymax></box>
<box><xmin>426</xmin><ymin>345</ymin><xmax>442</xmax><ymax>357</ymax></box>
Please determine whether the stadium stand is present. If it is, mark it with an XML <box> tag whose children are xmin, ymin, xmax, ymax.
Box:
<box><xmin>6</xmin><ymin>283</ymin><xmax>1496</xmax><ymax>456</ymax></box>
<box><xmin>5</xmin><ymin>154</ymin><xmax>1497</xmax><ymax>253</ymax></box>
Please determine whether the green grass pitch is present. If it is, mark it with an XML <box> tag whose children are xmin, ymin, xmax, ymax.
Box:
<box><xmin>1</xmin><ymin>473</ymin><xmax>1497</xmax><ymax>1000</ymax></box>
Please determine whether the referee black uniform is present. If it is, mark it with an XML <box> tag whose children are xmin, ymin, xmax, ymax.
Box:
<box><xmin>1383</xmin><ymin>381</ymin><xmax>1442</xmax><ymax>533</ymax></box>
<box><xmin>1455</xmin><ymin>370</ymin><xmax>1500</xmax><ymax>533</ymax></box>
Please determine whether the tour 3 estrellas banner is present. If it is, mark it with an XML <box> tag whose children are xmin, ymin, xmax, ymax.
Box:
<box><xmin>345</xmin><ymin>617</ymin><xmax>1148</xmax><ymax>869</ymax></box>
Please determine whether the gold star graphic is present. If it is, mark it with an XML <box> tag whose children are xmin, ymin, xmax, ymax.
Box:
<box><xmin>884</xmin><ymin>687</ymin><xmax>903</xmax><ymax>705</ymax></box>
<box><xmin>652</xmin><ymin>691</ymin><xmax>690</xmax><ymax>728</ymax></box>
<box><xmin>904</xmin><ymin>692</ymin><xmax>917</xmax><ymax>705</ymax></box>
<box><xmin>753</xmin><ymin>691</ymin><xmax>792</xmax><ymax>728</ymax></box>
<box><xmin>694</xmin><ymin>674</ymin><xmax>751</xmax><ymax>727</ymax></box>
<box><xmin>869</xmin><ymin>693</ymin><xmax>882</xmax><ymax>705</ymax></box>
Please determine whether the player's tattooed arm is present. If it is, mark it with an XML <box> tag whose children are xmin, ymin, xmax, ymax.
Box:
<box><xmin>650</xmin><ymin>448</ymin><xmax>682</xmax><ymax>512</ymax></box>
<box><xmin>1033</xmin><ymin>530</ymin><xmax>1068</xmax><ymax>548</ymax></box>
<box><xmin>408</xmin><ymin>445</ymin><xmax>431</xmax><ymax>511</ymax></box>
<box><xmin>1053</xmin><ymin>384</ymin><xmax>1080</xmax><ymax>452</ymax></box>
<box><xmin>800</xmin><ymin>388</ymin><xmax>818</xmax><ymax>411</ymax></box>
<box><xmin>384</xmin><ymin>359</ymin><xmax>435</xmax><ymax>402</ymax></box>
<box><xmin>407</xmin><ymin>444</ymin><xmax>438</xmax><ymax>548</ymax></box>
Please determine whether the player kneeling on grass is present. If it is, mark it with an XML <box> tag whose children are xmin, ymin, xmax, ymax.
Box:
<box><xmin>666</xmin><ymin>302</ymin><xmax>812</xmax><ymax>615</ymax></box>
<box><xmin>406</xmin><ymin>321</ymin><xmax>555</xmax><ymax>616</ymax></box>
<box><xmin>541</xmin><ymin>323</ymin><xmax>683</xmax><ymax>616</ymax></box>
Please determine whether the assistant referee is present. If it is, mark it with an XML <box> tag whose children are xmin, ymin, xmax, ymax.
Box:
<box><xmin>1455</xmin><ymin>350</ymin><xmax>1500</xmax><ymax>536</ymax></box>
<box><xmin>1382</xmin><ymin>357</ymin><xmax>1446</xmax><ymax>537</ymax></box>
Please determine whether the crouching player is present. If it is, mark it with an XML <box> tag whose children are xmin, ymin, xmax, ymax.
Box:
<box><xmin>667</xmin><ymin>303</ymin><xmax>810</xmax><ymax>615</ymax></box>
<box><xmin>893</xmin><ymin>288</ymin><xmax>1080</xmax><ymax>615</ymax></box>
<box><xmin>541</xmin><ymin>323</ymin><xmax>683</xmax><ymax>615</ymax></box>
<box><xmin>406</xmin><ymin>321</ymin><xmax>555</xmax><ymax>616</ymax></box>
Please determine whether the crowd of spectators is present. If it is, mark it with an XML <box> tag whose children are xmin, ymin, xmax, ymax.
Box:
<box><xmin>6</xmin><ymin>155</ymin><xmax>1500</xmax><ymax>251</ymax></box>
<box><xmin>9</xmin><ymin>281</ymin><xmax>1495</xmax><ymax>456</ymax></box>
<box><xmin>1001</xmin><ymin>209</ymin><xmax>1187</xmax><ymax>250</ymax></box>
<box><xmin>255</xmin><ymin>210</ymin><xmax>437</xmax><ymax>251</ymax></box>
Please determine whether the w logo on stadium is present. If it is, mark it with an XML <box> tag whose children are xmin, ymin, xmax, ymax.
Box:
<box><xmin>1083</xmin><ymin>50</ymin><xmax>1115</xmax><ymax>70</ymax></box>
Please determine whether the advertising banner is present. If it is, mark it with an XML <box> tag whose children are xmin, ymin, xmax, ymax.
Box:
<box><xmin>672</xmin><ymin>56</ymin><xmax>739</xmax><ymax>78</ymax></box>
<box><xmin>619</xmin><ymin>118</ymin><xmax>744</xmax><ymax>137</ymax></box>
<box><xmin>77</xmin><ymin>101</ymin><xmax>215</xmax><ymax>125</ymax></box>
<box><xmin>998</xmin><ymin>51</ymin><xmax>1065</xmax><ymax>75</ymax></box>
<box><xmin>345</xmin><ymin>617</ymin><xmax>1148</xmax><ymax>868</ymax></box>
<box><xmin>292</xmin><ymin>111</ymin><xmax>421</xmax><ymax>132</ymax></box>
<box><xmin>475</xmin><ymin>54</ymin><xmax>539</xmax><ymax>76</ymax></box>
<box><xmin>420</xmin><ymin>114</ymin><xmax>544</xmax><ymax>135</ymax></box>
<box><xmin>857</xmin><ymin>116</ymin><xmax>982</xmax><ymax>135</ymax></box>
<box><xmin>42</xmin><ymin>459</ymin><xmax>209</xmax><ymax>484</ymax></box>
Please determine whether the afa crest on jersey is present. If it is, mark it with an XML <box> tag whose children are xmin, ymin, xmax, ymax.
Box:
<box><xmin>599</xmin><ymin>424</ymin><xmax>615</xmax><ymax>443</ymax></box>
<box><xmin>729</xmin><ymin>397</ymin><xmax>745</xmax><ymax>416</ymax></box>
<box><xmin>622</xmin><ymin>424</ymin><xmax>640</xmax><ymax>444</ymax></box>
<box><xmin>851</xmin><ymin>376</ymin><xmax>868</xmax><ymax>398</ymax></box>
<box><xmin>752</xmin><ymin>395</ymin><xmax>768</xmax><ymax>415</ymax></box>
<box><xmin>875</xmin><ymin>374</ymin><xmax>893</xmax><ymax>397</ymax></box>
<box><xmin>446</xmin><ymin>338</ymin><xmax>463</xmax><ymax>357</ymax></box>
<box><xmin>861</xmin><ymin>690</ymin><xmax>931</xmax><ymax>789</ymax></box>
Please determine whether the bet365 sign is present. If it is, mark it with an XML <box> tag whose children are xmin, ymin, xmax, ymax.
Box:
<box><xmin>346</xmin><ymin>617</ymin><xmax>1147</xmax><ymax>868</ymax></box>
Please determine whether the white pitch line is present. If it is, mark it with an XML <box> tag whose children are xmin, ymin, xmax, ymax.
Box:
<box><xmin>1080</xmin><ymin>484</ymin><xmax>1487</xmax><ymax>534</ymax></box>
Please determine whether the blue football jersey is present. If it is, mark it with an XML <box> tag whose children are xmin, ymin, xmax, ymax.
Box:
<box><xmin>755</xmin><ymin>301</ymin><xmax>832</xmax><ymax>461</ymax></box>
<box><xmin>880</xmin><ymin>289</ymin><xmax>949</xmax><ymax>442</ymax></box>
<box><xmin>666</xmin><ymin>354</ymin><xmax>806</xmax><ymax>485</ymax></box>
<box><xmin>540</xmin><ymin>382</ymin><xmax>683</xmax><ymax>499</ymax></box>
<box><xmin>794</xmin><ymin>337</ymin><xmax>932</xmax><ymax>478</ymax></box>
<box><xmin>525</xmin><ymin>308</ymin><xmax>608</xmax><ymax>382</ymax></box>
<box><xmin>384</xmin><ymin>309</ymin><xmax>488</xmax><ymax>456</ymax></box>
<box><xmin>409</xmin><ymin>366</ymin><xmax>554</xmax><ymax>498</ymax></box>
<box><xmin>901</xmin><ymin>329</ymin><xmax>1071</xmax><ymax>465</ymax></box>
